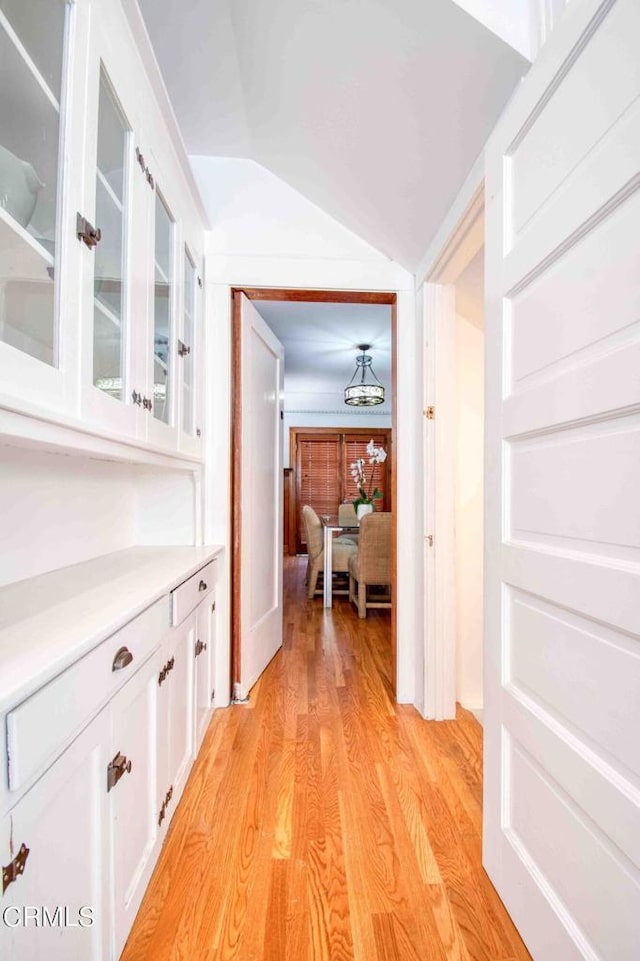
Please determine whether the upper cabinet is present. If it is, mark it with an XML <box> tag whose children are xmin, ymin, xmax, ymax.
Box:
<box><xmin>0</xmin><ymin>0</ymin><xmax>205</xmax><ymax>458</ymax></box>
<box><xmin>0</xmin><ymin>0</ymin><xmax>80</xmax><ymax>411</ymax></box>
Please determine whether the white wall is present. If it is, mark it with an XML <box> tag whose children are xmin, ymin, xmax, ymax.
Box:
<box><xmin>0</xmin><ymin>448</ymin><xmax>201</xmax><ymax>588</ymax></box>
<box><xmin>455</xmin><ymin>312</ymin><xmax>484</xmax><ymax>709</ymax></box>
<box><xmin>196</xmin><ymin>158</ymin><xmax>421</xmax><ymax>707</ymax></box>
<box><xmin>191</xmin><ymin>156</ymin><xmax>389</xmax><ymax>263</ymax></box>
<box><xmin>0</xmin><ymin>448</ymin><xmax>136</xmax><ymax>586</ymax></box>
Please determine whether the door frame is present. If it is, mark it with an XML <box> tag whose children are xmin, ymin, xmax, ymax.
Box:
<box><xmin>231</xmin><ymin>287</ymin><xmax>398</xmax><ymax>699</ymax></box>
<box><xmin>418</xmin><ymin>174</ymin><xmax>485</xmax><ymax>719</ymax></box>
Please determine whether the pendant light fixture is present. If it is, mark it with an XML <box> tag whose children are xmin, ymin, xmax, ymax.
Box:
<box><xmin>344</xmin><ymin>344</ymin><xmax>385</xmax><ymax>407</ymax></box>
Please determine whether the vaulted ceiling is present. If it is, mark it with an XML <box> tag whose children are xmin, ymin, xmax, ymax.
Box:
<box><xmin>139</xmin><ymin>0</ymin><xmax>527</xmax><ymax>271</ymax></box>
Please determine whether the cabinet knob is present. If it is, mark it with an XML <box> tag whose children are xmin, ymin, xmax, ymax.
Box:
<box><xmin>198</xmin><ymin>580</ymin><xmax>208</xmax><ymax>592</ymax></box>
<box><xmin>132</xmin><ymin>390</ymin><xmax>142</xmax><ymax>407</ymax></box>
<box><xmin>107</xmin><ymin>752</ymin><xmax>133</xmax><ymax>792</ymax></box>
<box><xmin>2</xmin><ymin>843</ymin><xmax>30</xmax><ymax>894</ymax></box>
<box><xmin>112</xmin><ymin>646</ymin><xmax>134</xmax><ymax>672</ymax></box>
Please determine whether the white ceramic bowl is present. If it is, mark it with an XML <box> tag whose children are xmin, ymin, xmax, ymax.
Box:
<box><xmin>0</xmin><ymin>145</ymin><xmax>44</xmax><ymax>228</ymax></box>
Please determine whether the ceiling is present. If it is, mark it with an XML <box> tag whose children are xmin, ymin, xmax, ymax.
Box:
<box><xmin>253</xmin><ymin>300</ymin><xmax>392</xmax><ymax>412</ymax></box>
<box><xmin>138</xmin><ymin>0</ymin><xmax>527</xmax><ymax>271</ymax></box>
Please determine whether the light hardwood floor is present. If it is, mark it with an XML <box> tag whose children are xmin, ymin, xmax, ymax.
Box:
<box><xmin>121</xmin><ymin>556</ymin><xmax>532</xmax><ymax>961</ymax></box>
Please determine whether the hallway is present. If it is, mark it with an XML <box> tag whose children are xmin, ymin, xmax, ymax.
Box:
<box><xmin>121</xmin><ymin>557</ymin><xmax>531</xmax><ymax>961</ymax></box>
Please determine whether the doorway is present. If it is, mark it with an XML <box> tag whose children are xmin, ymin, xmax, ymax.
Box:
<box><xmin>423</xmin><ymin>182</ymin><xmax>485</xmax><ymax>720</ymax></box>
<box><xmin>231</xmin><ymin>287</ymin><xmax>397</xmax><ymax>700</ymax></box>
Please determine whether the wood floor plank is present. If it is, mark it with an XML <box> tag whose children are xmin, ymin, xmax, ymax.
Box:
<box><xmin>121</xmin><ymin>556</ymin><xmax>532</xmax><ymax>961</ymax></box>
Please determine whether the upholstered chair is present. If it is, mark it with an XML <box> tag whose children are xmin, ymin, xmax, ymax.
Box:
<box><xmin>337</xmin><ymin>501</ymin><xmax>359</xmax><ymax>545</ymax></box>
<box><xmin>348</xmin><ymin>512</ymin><xmax>392</xmax><ymax>618</ymax></box>
<box><xmin>302</xmin><ymin>505</ymin><xmax>357</xmax><ymax>600</ymax></box>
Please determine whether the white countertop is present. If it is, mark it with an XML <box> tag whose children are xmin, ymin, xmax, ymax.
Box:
<box><xmin>0</xmin><ymin>546</ymin><xmax>223</xmax><ymax>710</ymax></box>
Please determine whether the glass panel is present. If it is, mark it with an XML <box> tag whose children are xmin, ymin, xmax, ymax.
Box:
<box><xmin>182</xmin><ymin>250</ymin><xmax>195</xmax><ymax>436</ymax></box>
<box><xmin>0</xmin><ymin>5</ymin><xmax>66</xmax><ymax>365</ymax></box>
<box><xmin>153</xmin><ymin>193</ymin><xmax>173</xmax><ymax>423</ymax></box>
<box><xmin>93</xmin><ymin>70</ymin><xmax>129</xmax><ymax>400</ymax></box>
<box><xmin>0</xmin><ymin>0</ymin><xmax>65</xmax><ymax>100</ymax></box>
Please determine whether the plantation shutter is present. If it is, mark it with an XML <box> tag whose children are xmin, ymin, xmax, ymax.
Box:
<box><xmin>296</xmin><ymin>434</ymin><xmax>341</xmax><ymax>547</ymax></box>
<box><xmin>343</xmin><ymin>433</ymin><xmax>390</xmax><ymax>511</ymax></box>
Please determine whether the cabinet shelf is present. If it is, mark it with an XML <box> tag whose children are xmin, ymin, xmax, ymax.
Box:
<box><xmin>0</xmin><ymin>206</ymin><xmax>54</xmax><ymax>284</ymax></box>
<box><xmin>0</xmin><ymin>10</ymin><xmax>61</xmax><ymax>113</ymax></box>
<box><xmin>94</xmin><ymin>294</ymin><xmax>122</xmax><ymax>330</ymax></box>
<box><xmin>96</xmin><ymin>167</ymin><xmax>123</xmax><ymax>214</ymax></box>
<box><xmin>154</xmin><ymin>260</ymin><xmax>169</xmax><ymax>284</ymax></box>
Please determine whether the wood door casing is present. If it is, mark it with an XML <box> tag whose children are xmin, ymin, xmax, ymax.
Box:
<box><xmin>290</xmin><ymin>427</ymin><xmax>391</xmax><ymax>553</ymax></box>
<box><xmin>231</xmin><ymin>286</ymin><xmax>397</xmax><ymax>700</ymax></box>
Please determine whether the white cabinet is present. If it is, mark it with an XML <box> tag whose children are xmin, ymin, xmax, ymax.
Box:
<box><xmin>0</xmin><ymin>548</ymin><xmax>220</xmax><ymax>960</ymax></box>
<box><xmin>80</xmin><ymin>3</ymin><xmax>145</xmax><ymax>441</ymax></box>
<box><xmin>195</xmin><ymin>595</ymin><xmax>216</xmax><ymax>750</ymax></box>
<box><xmin>80</xmin><ymin>2</ymin><xmax>204</xmax><ymax>452</ymax></box>
<box><xmin>0</xmin><ymin>0</ymin><xmax>205</xmax><ymax>457</ymax></box>
<box><xmin>109</xmin><ymin>652</ymin><xmax>160</xmax><ymax>958</ymax></box>
<box><xmin>157</xmin><ymin>616</ymin><xmax>194</xmax><ymax>828</ymax></box>
<box><xmin>0</xmin><ymin>0</ymin><xmax>87</xmax><ymax>415</ymax></box>
<box><xmin>0</xmin><ymin>709</ymin><xmax>110</xmax><ymax>961</ymax></box>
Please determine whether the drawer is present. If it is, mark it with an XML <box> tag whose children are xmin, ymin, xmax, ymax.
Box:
<box><xmin>6</xmin><ymin>597</ymin><xmax>167</xmax><ymax>792</ymax></box>
<box><xmin>171</xmin><ymin>560</ymin><xmax>216</xmax><ymax>627</ymax></box>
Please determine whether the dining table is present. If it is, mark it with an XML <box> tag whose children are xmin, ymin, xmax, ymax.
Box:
<box><xmin>319</xmin><ymin>515</ymin><xmax>359</xmax><ymax>608</ymax></box>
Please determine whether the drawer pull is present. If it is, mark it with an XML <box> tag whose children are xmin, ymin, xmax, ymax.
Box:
<box><xmin>107</xmin><ymin>752</ymin><xmax>132</xmax><ymax>792</ymax></box>
<box><xmin>158</xmin><ymin>656</ymin><xmax>176</xmax><ymax>686</ymax></box>
<box><xmin>198</xmin><ymin>579</ymin><xmax>208</xmax><ymax>592</ymax></box>
<box><xmin>2</xmin><ymin>843</ymin><xmax>30</xmax><ymax>894</ymax></box>
<box><xmin>158</xmin><ymin>784</ymin><xmax>174</xmax><ymax>826</ymax></box>
<box><xmin>195</xmin><ymin>638</ymin><xmax>207</xmax><ymax>657</ymax></box>
<box><xmin>112</xmin><ymin>646</ymin><xmax>134</xmax><ymax>672</ymax></box>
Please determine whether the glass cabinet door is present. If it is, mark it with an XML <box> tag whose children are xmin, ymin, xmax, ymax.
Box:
<box><xmin>181</xmin><ymin>248</ymin><xmax>196</xmax><ymax>437</ymax></box>
<box><xmin>93</xmin><ymin>69</ymin><xmax>130</xmax><ymax>401</ymax></box>
<box><xmin>153</xmin><ymin>191</ymin><xmax>173</xmax><ymax>424</ymax></box>
<box><xmin>0</xmin><ymin>0</ymin><xmax>68</xmax><ymax>366</ymax></box>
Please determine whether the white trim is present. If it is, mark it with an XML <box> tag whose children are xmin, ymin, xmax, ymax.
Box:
<box><xmin>207</xmin><ymin>255</ymin><xmax>413</xmax><ymax>292</ymax></box>
<box><xmin>203</xmin><ymin>251</ymin><xmax>420</xmax><ymax>708</ymax></box>
<box><xmin>423</xmin><ymin>283</ymin><xmax>457</xmax><ymax>719</ymax></box>
<box><xmin>415</xmin><ymin>152</ymin><xmax>485</xmax><ymax>288</ymax></box>
<box><xmin>0</xmin><ymin>396</ymin><xmax>201</xmax><ymax>470</ymax></box>
<box><xmin>419</xmin><ymin>178</ymin><xmax>486</xmax><ymax>721</ymax></box>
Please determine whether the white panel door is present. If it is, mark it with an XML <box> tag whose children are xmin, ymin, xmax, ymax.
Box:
<box><xmin>239</xmin><ymin>294</ymin><xmax>284</xmax><ymax>699</ymax></box>
<box><xmin>484</xmin><ymin>2</ymin><xmax>640</xmax><ymax>960</ymax></box>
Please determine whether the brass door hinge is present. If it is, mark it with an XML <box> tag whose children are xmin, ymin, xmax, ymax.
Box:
<box><xmin>2</xmin><ymin>843</ymin><xmax>29</xmax><ymax>894</ymax></box>
<box><xmin>424</xmin><ymin>406</ymin><xmax>435</xmax><ymax>420</ymax></box>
